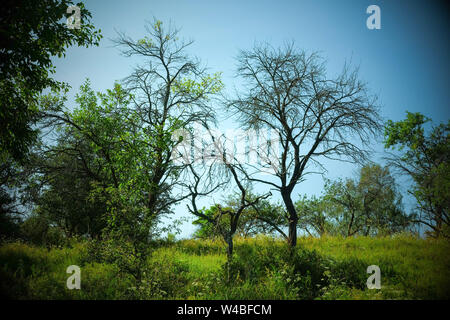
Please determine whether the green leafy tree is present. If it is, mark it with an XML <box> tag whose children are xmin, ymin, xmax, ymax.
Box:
<box><xmin>0</xmin><ymin>0</ymin><xmax>101</xmax><ymax>162</ymax></box>
<box><xmin>384</xmin><ymin>112</ymin><xmax>449</xmax><ymax>238</ymax></box>
<box><xmin>39</xmin><ymin>81</ymin><xmax>160</xmax><ymax>280</ymax></box>
<box><xmin>26</xmin><ymin>135</ymin><xmax>108</xmax><ymax>239</ymax></box>
<box><xmin>296</xmin><ymin>195</ymin><xmax>337</xmax><ymax>237</ymax></box>
<box><xmin>322</xmin><ymin>164</ymin><xmax>411</xmax><ymax>237</ymax></box>
<box><xmin>40</xmin><ymin>81</ymin><xmax>156</xmax><ymax>235</ymax></box>
<box><xmin>0</xmin><ymin>0</ymin><xmax>101</xmax><ymax>240</ymax></box>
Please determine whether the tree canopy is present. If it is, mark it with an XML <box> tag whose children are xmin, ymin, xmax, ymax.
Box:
<box><xmin>0</xmin><ymin>0</ymin><xmax>101</xmax><ymax>162</ymax></box>
<box><xmin>227</xmin><ymin>43</ymin><xmax>382</xmax><ymax>247</ymax></box>
<box><xmin>384</xmin><ymin>112</ymin><xmax>450</xmax><ymax>238</ymax></box>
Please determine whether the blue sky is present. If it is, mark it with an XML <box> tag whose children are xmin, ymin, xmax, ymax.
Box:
<box><xmin>52</xmin><ymin>0</ymin><xmax>449</xmax><ymax>238</ymax></box>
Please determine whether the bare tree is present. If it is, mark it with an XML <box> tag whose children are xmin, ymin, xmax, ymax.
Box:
<box><xmin>185</xmin><ymin>128</ymin><xmax>270</xmax><ymax>280</ymax></box>
<box><xmin>228</xmin><ymin>43</ymin><xmax>381</xmax><ymax>248</ymax></box>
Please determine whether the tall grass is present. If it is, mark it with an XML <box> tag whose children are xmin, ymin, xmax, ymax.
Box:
<box><xmin>1</xmin><ymin>235</ymin><xmax>448</xmax><ymax>299</ymax></box>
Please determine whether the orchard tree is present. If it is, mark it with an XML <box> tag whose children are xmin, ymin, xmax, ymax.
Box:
<box><xmin>384</xmin><ymin>112</ymin><xmax>449</xmax><ymax>238</ymax></box>
<box><xmin>185</xmin><ymin>128</ymin><xmax>270</xmax><ymax>281</ymax></box>
<box><xmin>324</xmin><ymin>164</ymin><xmax>411</xmax><ymax>237</ymax></box>
<box><xmin>228</xmin><ymin>43</ymin><xmax>381</xmax><ymax>247</ymax></box>
<box><xmin>40</xmin><ymin>81</ymin><xmax>163</xmax><ymax>242</ymax></box>
<box><xmin>295</xmin><ymin>195</ymin><xmax>337</xmax><ymax>237</ymax></box>
<box><xmin>192</xmin><ymin>194</ymin><xmax>286</xmax><ymax>239</ymax></box>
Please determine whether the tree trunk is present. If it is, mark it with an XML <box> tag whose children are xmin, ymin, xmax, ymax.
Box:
<box><xmin>435</xmin><ymin>206</ymin><xmax>443</xmax><ymax>238</ymax></box>
<box><xmin>282</xmin><ymin>190</ymin><xmax>298</xmax><ymax>249</ymax></box>
<box><xmin>224</xmin><ymin>232</ymin><xmax>234</xmax><ymax>283</ymax></box>
<box><xmin>347</xmin><ymin>211</ymin><xmax>355</xmax><ymax>237</ymax></box>
<box><xmin>288</xmin><ymin>219</ymin><xmax>298</xmax><ymax>248</ymax></box>
<box><xmin>226</xmin><ymin>233</ymin><xmax>233</xmax><ymax>258</ymax></box>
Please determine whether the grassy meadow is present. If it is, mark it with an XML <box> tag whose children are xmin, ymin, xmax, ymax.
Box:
<box><xmin>1</xmin><ymin>235</ymin><xmax>449</xmax><ymax>300</ymax></box>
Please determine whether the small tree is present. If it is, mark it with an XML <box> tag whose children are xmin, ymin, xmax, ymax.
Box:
<box><xmin>185</xmin><ymin>129</ymin><xmax>270</xmax><ymax>281</ymax></box>
<box><xmin>295</xmin><ymin>195</ymin><xmax>336</xmax><ymax>237</ymax></box>
<box><xmin>187</xmin><ymin>162</ymin><xmax>269</xmax><ymax>259</ymax></box>
<box><xmin>322</xmin><ymin>164</ymin><xmax>411</xmax><ymax>237</ymax></box>
<box><xmin>192</xmin><ymin>194</ymin><xmax>286</xmax><ymax>239</ymax></box>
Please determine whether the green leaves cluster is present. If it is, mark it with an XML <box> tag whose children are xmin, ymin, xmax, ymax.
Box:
<box><xmin>296</xmin><ymin>164</ymin><xmax>411</xmax><ymax>237</ymax></box>
<box><xmin>171</xmin><ymin>72</ymin><xmax>224</xmax><ymax>97</ymax></box>
<box><xmin>0</xmin><ymin>0</ymin><xmax>102</xmax><ymax>162</ymax></box>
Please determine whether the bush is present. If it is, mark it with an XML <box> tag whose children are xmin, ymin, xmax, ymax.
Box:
<box><xmin>128</xmin><ymin>254</ymin><xmax>190</xmax><ymax>299</ymax></box>
<box><xmin>222</xmin><ymin>239</ymin><xmax>331</xmax><ymax>299</ymax></box>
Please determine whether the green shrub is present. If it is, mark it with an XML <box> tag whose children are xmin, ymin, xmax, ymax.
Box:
<box><xmin>128</xmin><ymin>254</ymin><xmax>190</xmax><ymax>299</ymax></box>
<box><xmin>328</xmin><ymin>257</ymin><xmax>369</xmax><ymax>290</ymax></box>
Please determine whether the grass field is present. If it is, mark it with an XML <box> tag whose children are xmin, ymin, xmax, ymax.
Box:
<box><xmin>1</xmin><ymin>235</ymin><xmax>449</xmax><ymax>300</ymax></box>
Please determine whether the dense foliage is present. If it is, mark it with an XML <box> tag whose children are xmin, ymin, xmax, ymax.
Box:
<box><xmin>0</xmin><ymin>0</ymin><xmax>101</xmax><ymax>162</ymax></box>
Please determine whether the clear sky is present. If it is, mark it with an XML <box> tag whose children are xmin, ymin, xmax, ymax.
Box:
<box><xmin>52</xmin><ymin>0</ymin><xmax>449</xmax><ymax>238</ymax></box>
